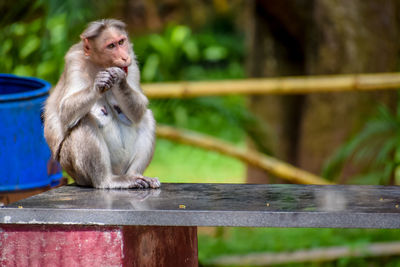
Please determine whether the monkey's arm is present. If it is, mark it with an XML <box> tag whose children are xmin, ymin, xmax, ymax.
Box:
<box><xmin>59</xmin><ymin>88</ymin><xmax>99</xmax><ymax>131</ymax></box>
<box><xmin>58</xmin><ymin>70</ymin><xmax>101</xmax><ymax>131</ymax></box>
<box><xmin>110</xmin><ymin>68</ymin><xmax>149</xmax><ymax>124</ymax></box>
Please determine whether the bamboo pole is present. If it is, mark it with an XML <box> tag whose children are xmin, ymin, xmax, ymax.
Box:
<box><xmin>143</xmin><ymin>73</ymin><xmax>400</xmax><ymax>98</ymax></box>
<box><xmin>206</xmin><ymin>241</ymin><xmax>400</xmax><ymax>266</ymax></box>
<box><xmin>156</xmin><ymin>125</ymin><xmax>332</xmax><ymax>185</ymax></box>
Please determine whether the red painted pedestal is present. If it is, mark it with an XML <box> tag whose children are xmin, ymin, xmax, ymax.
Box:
<box><xmin>0</xmin><ymin>224</ymin><xmax>197</xmax><ymax>267</ymax></box>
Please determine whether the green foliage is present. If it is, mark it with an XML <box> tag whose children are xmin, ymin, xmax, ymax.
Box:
<box><xmin>133</xmin><ymin>24</ymin><xmax>245</xmax><ymax>82</ymax></box>
<box><xmin>199</xmin><ymin>227</ymin><xmax>400</xmax><ymax>266</ymax></box>
<box><xmin>322</xmin><ymin>92</ymin><xmax>400</xmax><ymax>185</ymax></box>
<box><xmin>0</xmin><ymin>0</ymin><xmax>108</xmax><ymax>84</ymax></box>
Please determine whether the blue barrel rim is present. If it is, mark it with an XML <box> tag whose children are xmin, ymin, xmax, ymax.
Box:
<box><xmin>0</xmin><ymin>73</ymin><xmax>51</xmax><ymax>102</ymax></box>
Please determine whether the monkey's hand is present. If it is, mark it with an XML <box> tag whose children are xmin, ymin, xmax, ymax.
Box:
<box><xmin>95</xmin><ymin>68</ymin><xmax>126</xmax><ymax>93</ymax></box>
<box><xmin>94</xmin><ymin>70</ymin><xmax>116</xmax><ymax>93</ymax></box>
<box><xmin>106</xmin><ymin>67</ymin><xmax>127</xmax><ymax>84</ymax></box>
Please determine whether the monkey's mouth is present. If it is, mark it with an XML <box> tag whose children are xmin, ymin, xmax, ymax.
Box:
<box><xmin>122</xmin><ymin>66</ymin><xmax>128</xmax><ymax>74</ymax></box>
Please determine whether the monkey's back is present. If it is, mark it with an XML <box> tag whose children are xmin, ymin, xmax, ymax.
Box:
<box><xmin>43</xmin><ymin>43</ymin><xmax>90</xmax><ymax>160</ymax></box>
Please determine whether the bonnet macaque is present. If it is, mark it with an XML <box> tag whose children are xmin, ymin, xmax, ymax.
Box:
<box><xmin>44</xmin><ymin>19</ymin><xmax>160</xmax><ymax>189</ymax></box>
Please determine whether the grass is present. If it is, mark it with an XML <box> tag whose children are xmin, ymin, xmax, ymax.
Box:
<box><xmin>144</xmin><ymin>139</ymin><xmax>245</xmax><ymax>184</ymax></box>
<box><xmin>198</xmin><ymin>227</ymin><xmax>400</xmax><ymax>266</ymax></box>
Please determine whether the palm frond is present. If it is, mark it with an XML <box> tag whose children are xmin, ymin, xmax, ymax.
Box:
<box><xmin>322</xmin><ymin>98</ymin><xmax>400</xmax><ymax>183</ymax></box>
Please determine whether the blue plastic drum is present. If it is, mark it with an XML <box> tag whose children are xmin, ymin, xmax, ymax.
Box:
<box><xmin>0</xmin><ymin>74</ymin><xmax>62</xmax><ymax>191</ymax></box>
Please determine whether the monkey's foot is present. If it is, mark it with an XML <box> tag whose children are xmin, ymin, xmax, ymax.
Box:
<box><xmin>131</xmin><ymin>175</ymin><xmax>161</xmax><ymax>189</ymax></box>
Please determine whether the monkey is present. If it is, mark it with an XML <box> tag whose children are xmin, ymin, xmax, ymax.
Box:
<box><xmin>44</xmin><ymin>19</ymin><xmax>160</xmax><ymax>189</ymax></box>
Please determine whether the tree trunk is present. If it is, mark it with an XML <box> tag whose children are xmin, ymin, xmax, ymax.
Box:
<box><xmin>246</xmin><ymin>0</ymin><xmax>400</xmax><ymax>183</ymax></box>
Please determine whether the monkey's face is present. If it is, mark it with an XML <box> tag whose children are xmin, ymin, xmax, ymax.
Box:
<box><xmin>89</xmin><ymin>28</ymin><xmax>132</xmax><ymax>69</ymax></box>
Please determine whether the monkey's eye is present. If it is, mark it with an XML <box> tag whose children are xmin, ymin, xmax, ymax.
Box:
<box><xmin>107</xmin><ymin>43</ymin><xmax>116</xmax><ymax>49</ymax></box>
<box><xmin>118</xmin><ymin>39</ymin><xmax>125</xmax><ymax>46</ymax></box>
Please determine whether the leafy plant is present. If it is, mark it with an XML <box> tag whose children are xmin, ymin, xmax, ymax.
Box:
<box><xmin>133</xmin><ymin>23</ymin><xmax>245</xmax><ymax>82</ymax></box>
<box><xmin>322</xmin><ymin>92</ymin><xmax>400</xmax><ymax>185</ymax></box>
<box><xmin>0</xmin><ymin>0</ymin><xmax>109</xmax><ymax>84</ymax></box>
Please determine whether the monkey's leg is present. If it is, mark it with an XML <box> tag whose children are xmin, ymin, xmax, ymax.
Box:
<box><xmin>125</xmin><ymin>111</ymin><xmax>161</xmax><ymax>189</ymax></box>
<box><xmin>59</xmin><ymin>119</ymin><xmax>153</xmax><ymax>189</ymax></box>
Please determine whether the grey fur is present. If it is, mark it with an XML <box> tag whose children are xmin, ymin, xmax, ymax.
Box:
<box><xmin>80</xmin><ymin>19</ymin><xmax>127</xmax><ymax>40</ymax></box>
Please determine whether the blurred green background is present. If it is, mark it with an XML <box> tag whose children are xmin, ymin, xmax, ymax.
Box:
<box><xmin>2</xmin><ymin>0</ymin><xmax>400</xmax><ymax>266</ymax></box>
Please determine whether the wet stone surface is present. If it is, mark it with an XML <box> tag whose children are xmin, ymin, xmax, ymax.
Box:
<box><xmin>2</xmin><ymin>183</ymin><xmax>400</xmax><ymax>228</ymax></box>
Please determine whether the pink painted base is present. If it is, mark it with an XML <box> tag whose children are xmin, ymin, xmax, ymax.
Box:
<box><xmin>0</xmin><ymin>225</ymin><xmax>197</xmax><ymax>267</ymax></box>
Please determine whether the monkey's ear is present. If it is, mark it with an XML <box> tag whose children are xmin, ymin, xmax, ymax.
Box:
<box><xmin>82</xmin><ymin>37</ymin><xmax>91</xmax><ymax>56</ymax></box>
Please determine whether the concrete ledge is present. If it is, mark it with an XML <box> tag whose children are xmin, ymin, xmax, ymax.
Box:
<box><xmin>1</xmin><ymin>183</ymin><xmax>400</xmax><ymax>228</ymax></box>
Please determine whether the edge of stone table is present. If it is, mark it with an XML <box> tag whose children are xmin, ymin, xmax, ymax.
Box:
<box><xmin>1</xmin><ymin>183</ymin><xmax>400</xmax><ymax>229</ymax></box>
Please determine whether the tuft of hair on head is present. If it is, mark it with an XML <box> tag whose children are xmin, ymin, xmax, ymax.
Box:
<box><xmin>80</xmin><ymin>19</ymin><xmax>127</xmax><ymax>40</ymax></box>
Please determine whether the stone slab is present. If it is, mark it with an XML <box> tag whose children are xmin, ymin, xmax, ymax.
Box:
<box><xmin>1</xmin><ymin>183</ymin><xmax>400</xmax><ymax>228</ymax></box>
